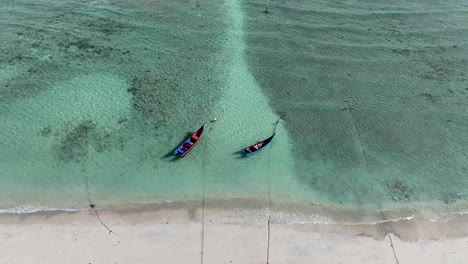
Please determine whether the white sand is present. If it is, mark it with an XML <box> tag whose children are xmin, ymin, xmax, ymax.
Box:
<box><xmin>1</xmin><ymin>208</ymin><xmax>467</xmax><ymax>264</ymax></box>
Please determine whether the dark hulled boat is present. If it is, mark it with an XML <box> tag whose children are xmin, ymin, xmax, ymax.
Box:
<box><xmin>242</xmin><ymin>133</ymin><xmax>275</xmax><ymax>157</ymax></box>
<box><xmin>174</xmin><ymin>124</ymin><xmax>205</xmax><ymax>157</ymax></box>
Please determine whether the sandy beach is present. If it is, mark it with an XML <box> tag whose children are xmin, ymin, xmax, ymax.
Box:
<box><xmin>1</xmin><ymin>203</ymin><xmax>468</xmax><ymax>264</ymax></box>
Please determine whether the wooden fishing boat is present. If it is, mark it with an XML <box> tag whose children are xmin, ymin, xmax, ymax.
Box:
<box><xmin>174</xmin><ymin>124</ymin><xmax>205</xmax><ymax>157</ymax></box>
<box><xmin>242</xmin><ymin>133</ymin><xmax>275</xmax><ymax>157</ymax></box>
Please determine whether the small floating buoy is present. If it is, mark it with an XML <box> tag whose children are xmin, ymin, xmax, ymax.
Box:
<box><xmin>210</xmin><ymin>117</ymin><xmax>217</xmax><ymax>123</ymax></box>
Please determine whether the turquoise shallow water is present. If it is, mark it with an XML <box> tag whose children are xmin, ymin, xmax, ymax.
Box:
<box><xmin>0</xmin><ymin>0</ymin><xmax>467</xmax><ymax>221</ymax></box>
<box><xmin>242</xmin><ymin>0</ymin><xmax>468</xmax><ymax>208</ymax></box>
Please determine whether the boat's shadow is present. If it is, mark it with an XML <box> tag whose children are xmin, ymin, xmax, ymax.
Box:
<box><xmin>233</xmin><ymin>150</ymin><xmax>248</xmax><ymax>159</ymax></box>
<box><xmin>161</xmin><ymin>132</ymin><xmax>193</xmax><ymax>162</ymax></box>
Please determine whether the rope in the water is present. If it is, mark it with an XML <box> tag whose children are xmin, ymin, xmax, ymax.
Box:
<box><xmin>200</xmin><ymin>156</ymin><xmax>206</xmax><ymax>264</ymax></box>
<box><xmin>85</xmin><ymin>173</ymin><xmax>92</xmax><ymax>207</ymax></box>
<box><xmin>264</xmin><ymin>0</ymin><xmax>270</xmax><ymax>14</ymax></box>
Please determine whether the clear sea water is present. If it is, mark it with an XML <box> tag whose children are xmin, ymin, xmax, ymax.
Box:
<box><xmin>0</xmin><ymin>0</ymin><xmax>467</xmax><ymax>222</ymax></box>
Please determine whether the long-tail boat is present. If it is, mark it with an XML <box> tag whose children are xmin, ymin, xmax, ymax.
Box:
<box><xmin>242</xmin><ymin>133</ymin><xmax>275</xmax><ymax>157</ymax></box>
<box><xmin>174</xmin><ymin>124</ymin><xmax>205</xmax><ymax>157</ymax></box>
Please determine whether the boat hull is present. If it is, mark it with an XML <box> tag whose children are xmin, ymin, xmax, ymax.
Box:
<box><xmin>173</xmin><ymin>124</ymin><xmax>205</xmax><ymax>158</ymax></box>
<box><xmin>242</xmin><ymin>133</ymin><xmax>275</xmax><ymax>156</ymax></box>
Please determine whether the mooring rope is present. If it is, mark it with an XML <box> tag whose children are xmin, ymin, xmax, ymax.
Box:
<box><xmin>264</xmin><ymin>0</ymin><xmax>270</xmax><ymax>14</ymax></box>
<box><xmin>84</xmin><ymin>172</ymin><xmax>115</xmax><ymax>234</ymax></box>
<box><xmin>199</xmin><ymin>121</ymin><xmax>214</xmax><ymax>264</ymax></box>
<box><xmin>379</xmin><ymin>208</ymin><xmax>400</xmax><ymax>264</ymax></box>
<box><xmin>91</xmin><ymin>204</ymin><xmax>115</xmax><ymax>234</ymax></box>
<box><xmin>200</xmin><ymin>155</ymin><xmax>206</xmax><ymax>264</ymax></box>
<box><xmin>266</xmin><ymin>119</ymin><xmax>280</xmax><ymax>264</ymax></box>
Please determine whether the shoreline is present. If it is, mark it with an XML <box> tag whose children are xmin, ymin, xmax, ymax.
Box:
<box><xmin>1</xmin><ymin>203</ymin><xmax>468</xmax><ymax>263</ymax></box>
<box><xmin>2</xmin><ymin>197</ymin><xmax>468</xmax><ymax>241</ymax></box>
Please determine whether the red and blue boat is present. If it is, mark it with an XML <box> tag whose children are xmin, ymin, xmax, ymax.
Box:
<box><xmin>242</xmin><ymin>133</ymin><xmax>275</xmax><ymax>157</ymax></box>
<box><xmin>174</xmin><ymin>124</ymin><xmax>205</xmax><ymax>157</ymax></box>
